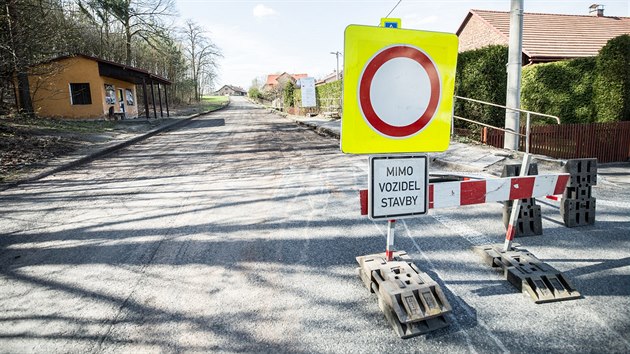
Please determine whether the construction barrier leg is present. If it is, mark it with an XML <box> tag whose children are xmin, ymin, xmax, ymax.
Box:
<box><xmin>561</xmin><ymin>158</ymin><xmax>597</xmax><ymax>227</ymax></box>
<box><xmin>474</xmin><ymin>244</ymin><xmax>581</xmax><ymax>303</ymax></box>
<box><xmin>356</xmin><ymin>251</ymin><xmax>451</xmax><ymax>338</ymax></box>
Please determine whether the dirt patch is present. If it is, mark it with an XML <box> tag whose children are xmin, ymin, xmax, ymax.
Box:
<box><xmin>0</xmin><ymin>119</ymin><xmax>100</xmax><ymax>181</ymax></box>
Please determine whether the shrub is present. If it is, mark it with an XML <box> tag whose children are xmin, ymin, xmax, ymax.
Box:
<box><xmin>454</xmin><ymin>45</ymin><xmax>508</xmax><ymax>129</ymax></box>
<box><xmin>293</xmin><ymin>87</ymin><xmax>302</xmax><ymax>107</ymax></box>
<box><xmin>594</xmin><ymin>34</ymin><xmax>630</xmax><ymax>122</ymax></box>
<box><xmin>248</xmin><ymin>87</ymin><xmax>264</xmax><ymax>100</ymax></box>
<box><xmin>521</xmin><ymin>57</ymin><xmax>596</xmax><ymax>124</ymax></box>
<box><xmin>283</xmin><ymin>82</ymin><xmax>295</xmax><ymax>108</ymax></box>
<box><xmin>316</xmin><ymin>80</ymin><xmax>342</xmax><ymax>109</ymax></box>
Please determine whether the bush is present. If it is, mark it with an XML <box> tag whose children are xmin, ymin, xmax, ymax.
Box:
<box><xmin>283</xmin><ymin>82</ymin><xmax>295</xmax><ymax>108</ymax></box>
<box><xmin>455</xmin><ymin>35</ymin><xmax>630</xmax><ymax>127</ymax></box>
<box><xmin>594</xmin><ymin>34</ymin><xmax>630</xmax><ymax>122</ymax></box>
<box><xmin>521</xmin><ymin>57</ymin><xmax>596</xmax><ymax>124</ymax></box>
<box><xmin>454</xmin><ymin>45</ymin><xmax>508</xmax><ymax>129</ymax></box>
<box><xmin>293</xmin><ymin>87</ymin><xmax>302</xmax><ymax>107</ymax></box>
<box><xmin>290</xmin><ymin>80</ymin><xmax>342</xmax><ymax>110</ymax></box>
<box><xmin>248</xmin><ymin>87</ymin><xmax>264</xmax><ymax>100</ymax></box>
<box><xmin>316</xmin><ymin>80</ymin><xmax>342</xmax><ymax>108</ymax></box>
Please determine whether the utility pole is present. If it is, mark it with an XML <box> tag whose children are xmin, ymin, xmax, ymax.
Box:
<box><xmin>330</xmin><ymin>51</ymin><xmax>341</xmax><ymax>81</ymax></box>
<box><xmin>504</xmin><ymin>0</ymin><xmax>524</xmax><ymax>150</ymax></box>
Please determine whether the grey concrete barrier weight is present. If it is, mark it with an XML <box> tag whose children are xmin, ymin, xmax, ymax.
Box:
<box><xmin>561</xmin><ymin>158</ymin><xmax>597</xmax><ymax>227</ymax></box>
<box><xmin>502</xmin><ymin>163</ymin><xmax>543</xmax><ymax>237</ymax></box>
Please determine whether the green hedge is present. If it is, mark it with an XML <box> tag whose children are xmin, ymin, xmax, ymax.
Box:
<box><xmin>248</xmin><ymin>87</ymin><xmax>265</xmax><ymax>100</ymax></box>
<box><xmin>316</xmin><ymin>80</ymin><xmax>342</xmax><ymax>108</ymax></box>
<box><xmin>291</xmin><ymin>80</ymin><xmax>342</xmax><ymax>109</ymax></box>
<box><xmin>293</xmin><ymin>87</ymin><xmax>302</xmax><ymax>107</ymax></box>
<box><xmin>521</xmin><ymin>57</ymin><xmax>596</xmax><ymax>124</ymax></box>
<box><xmin>283</xmin><ymin>82</ymin><xmax>295</xmax><ymax>108</ymax></box>
<box><xmin>594</xmin><ymin>34</ymin><xmax>630</xmax><ymax>122</ymax></box>
<box><xmin>454</xmin><ymin>45</ymin><xmax>508</xmax><ymax>128</ymax></box>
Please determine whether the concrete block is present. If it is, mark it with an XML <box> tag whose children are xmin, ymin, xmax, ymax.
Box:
<box><xmin>561</xmin><ymin>197</ymin><xmax>596</xmax><ymax>227</ymax></box>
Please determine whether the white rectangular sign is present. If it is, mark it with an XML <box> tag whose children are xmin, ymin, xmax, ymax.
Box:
<box><xmin>300</xmin><ymin>77</ymin><xmax>316</xmax><ymax>108</ymax></box>
<box><xmin>368</xmin><ymin>155</ymin><xmax>428</xmax><ymax>220</ymax></box>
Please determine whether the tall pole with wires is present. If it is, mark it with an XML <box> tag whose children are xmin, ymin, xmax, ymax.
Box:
<box><xmin>330</xmin><ymin>51</ymin><xmax>341</xmax><ymax>81</ymax></box>
<box><xmin>384</xmin><ymin>0</ymin><xmax>403</xmax><ymax>19</ymax></box>
<box><xmin>504</xmin><ymin>0</ymin><xmax>524</xmax><ymax>150</ymax></box>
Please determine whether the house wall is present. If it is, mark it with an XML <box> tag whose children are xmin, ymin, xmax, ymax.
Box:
<box><xmin>217</xmin><ymin>87</ymin><xmax>234</xmax><ymax>96</ymax></box>
<box><xmin>458</xmin><ymin>15</ymin><xmax>507</xmax><ymax>52</ymax></box>
<box><xmin>217</xmin><ymin>87</ymin><xmax>245</xmax><ymax>96</ymax></box>
<box><xmin>27</xmin><ymin>56</ymin><xmax>139</xmax><ymax>119</ymax></box>
<box><xmin>100</xmin><ymin>77</ymin><xmax>138</xmax><ymax>118</ymax></box>
<box><xmin>28</xmin><ymin>57</ymin><xmax>104</xmax><ymax>119</ymax></box>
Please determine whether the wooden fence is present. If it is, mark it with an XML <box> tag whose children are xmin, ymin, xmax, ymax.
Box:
<box><xmin>478</xmin><ymin>121</ymin><xmax>630</xmax><ymax>163</ymax></box>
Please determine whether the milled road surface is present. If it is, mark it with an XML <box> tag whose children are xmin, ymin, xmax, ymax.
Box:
<box><xmin>1</xmin><ymin>97</ymin><xmax>629</xmax><ymax>353</ymax></box>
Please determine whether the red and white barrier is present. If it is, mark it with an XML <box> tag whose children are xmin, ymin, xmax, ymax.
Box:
<box><xmin>360</xmin><ymin>173</ymin><xmax>569</xmax><ymax>214</ymax></box>
<box><xmin>429</xmin><ymin>174</ymin><xmax>569</xmax><ymax>209</ymax></box>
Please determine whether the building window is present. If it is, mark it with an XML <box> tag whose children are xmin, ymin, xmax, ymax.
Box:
<box><xmin>70</xmin><ymin>83</ymin><xmax>92</xmax><ymax>105</ymax></box>
<box><xmin>104</xmin><ymin>84</ymin><xmax>116</xmax><ymax>105</ymax></box>
<box><xmin>126</xmin><ymin>89</ymin><xmax>134</xmax><ymax>105</ymax></box>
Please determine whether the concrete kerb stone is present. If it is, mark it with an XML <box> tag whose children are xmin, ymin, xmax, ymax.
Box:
<box><xmin>429</xmin><ymin>156</ymin><xmax>488</xmax><ymax>173</ymax></box>
<box><xmin>251</xmin><ymin>101</ymin><xmax>342</xmax><ymax>139</ymax></box>
<box><xmin>0</xmin><ymin>101</ymin><xmax>230</xmax><ymax>192</ymax></box>
<box><xmin>296</xmin><ymin>120</ymin><xmax>340</xmax><ymax>139</ymax></box>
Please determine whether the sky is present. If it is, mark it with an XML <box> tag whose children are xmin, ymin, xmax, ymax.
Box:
<box><xmin>174</xmin><ymin>0</ymin><xmax>630</xmax><ymax>90</ymax></box>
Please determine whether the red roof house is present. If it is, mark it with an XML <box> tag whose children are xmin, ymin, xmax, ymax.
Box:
<box><xmin>263</xmin><ymin>72</ymin><xmax>308</xmax><ymax>91</ymax></box>
<box><xmin>456</xmin><ymin>7</ymin><xmax>630</xmax><ymax>64</ymax></box>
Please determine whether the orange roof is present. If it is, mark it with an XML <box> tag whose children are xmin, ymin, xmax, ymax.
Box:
<box><xmin>265</xmin><ymin>73</ymin><xmax>309</xmax><ymax>87</ymax></box>
<box><xmin>36</xmin><ymin>53</ymin><xmax>172</xmax><ymax>84</ymax></box>
<box><xmin>266</xmin><ymin>74</ymin><xmax>280</xmax><ymax>86</ymax></box>
<box><xmin>457</xmin><ymin>9</ymin><xmax>630</xmax><ymax>61</ymax></box>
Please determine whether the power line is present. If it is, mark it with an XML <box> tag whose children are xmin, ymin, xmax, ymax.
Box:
<box><xmin>384</xmin><ymin>0</ymin><xmax>402</xmax><ymax>19</ymax></box>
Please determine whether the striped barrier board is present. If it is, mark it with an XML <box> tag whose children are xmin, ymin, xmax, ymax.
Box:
<box><xmin>360</xmin><ymin>173</ymin><xmax>570</xmax><ymax>214</ymax></box>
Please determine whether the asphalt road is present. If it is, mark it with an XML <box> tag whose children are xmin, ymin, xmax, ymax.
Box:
<box><xmin>1</xmin><ymin>96</ymin><xmax>629</xmax><ymax>353</ymax></box>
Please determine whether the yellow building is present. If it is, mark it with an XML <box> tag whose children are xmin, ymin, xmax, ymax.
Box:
<box><xmin>21</xmin><ymin>54</ymin><xmax>171</xmax><ymax>119</ymax></box>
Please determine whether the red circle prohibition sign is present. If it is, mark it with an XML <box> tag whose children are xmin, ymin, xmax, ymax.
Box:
<box><xmin>359</xmin><ymin>45</ymin><xmax>441</xmax><ymax>138</ymax></box>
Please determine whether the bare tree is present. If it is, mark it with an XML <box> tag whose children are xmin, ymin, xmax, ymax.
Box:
<box><xmin>1</xmin><ymin>0</ymin><xmax>79</xmax><ymax>114</ymax></box>
<box><xmin>3</xmin><ymin>0</ymin><xmax>34</xmax><ymax>114</ymax></box>
<box><xmin>0</xmin><ymin>0</ymin><xmax>220</xmax><ymax>113</ymax></box>
<box><xmin>84</xmin><ymin>0</ymin><xmax>175</xmax><ymax>65</ymax></box>
<box><xmin>181</xmin><ymin>19</ymin><xmax>221</xmax><ymax>102</ymax></box>
<box><xmin>77</xmin><ymin>0</ymin><xmax>116</xmax><ymax>58</ymax></box>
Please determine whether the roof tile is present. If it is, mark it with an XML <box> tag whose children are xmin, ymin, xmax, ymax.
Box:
<box><xmin>470</xmin><ymin>9</ymin><xmax>630</xmax><ymax>60</ymax></box>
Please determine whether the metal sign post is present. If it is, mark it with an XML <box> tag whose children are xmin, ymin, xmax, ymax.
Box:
<box><xmin>343</xmin><ymin>21</ymin><xmax>458</xmax><ymax>338</ymax></box>
<box><xmin>369</xmin><ymin>154</ymin><xmax>428</xmax><ymax>260</ymax></box>
<box><xmin>386</xmin><ymin>220</ymin><xmax>396</xmax><ymax>261</ymax></box>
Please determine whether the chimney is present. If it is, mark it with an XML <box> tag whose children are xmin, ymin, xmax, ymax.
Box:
<box><xmin>589</xmin><ymin>4</ymin><xmax>604</xmax><ymax>17</ymax></box>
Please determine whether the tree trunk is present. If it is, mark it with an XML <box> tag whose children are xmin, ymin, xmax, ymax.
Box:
<box><xmin>15</xmin><ymin>72</ymin><xmax>33</xmax><ymax>115</ymax></box>
<box><xmin>6</xmin><ymin>0</ymin><xmax>34</xmax><ymax>115</ymax></box>
<box><xmin>125</xmin><ymin>18</ymin><xmax>132</xmax><ymax>65</ymax></box>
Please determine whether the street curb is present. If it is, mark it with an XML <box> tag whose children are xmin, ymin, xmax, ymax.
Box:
<box><xmin>0</xmin><ymin>101</ymin><xmax>230</xmax><ymax>191</ymax></box>
<box><xmin>294</xmin><ymin>120</ymin><xmax>340</xmax><ymax>139</ymax></box>
<box><xmin>275</xmin><ymin>109</ymin><xmax>490</xmax><ymax>171</ymax></box>
<box><xmin>259</xmin><ymin>104</ymin><xmax>342</xmax><ymax>139</ymax></box>
<box><xmin>243</xmin><ymin>100</ymin><xmax>568</xmax><ymax>174</ymax></box>
<box><xmin>429</xmin><ymin>157</ymin><xmax>488</xmax><ymax>173</ymax></box>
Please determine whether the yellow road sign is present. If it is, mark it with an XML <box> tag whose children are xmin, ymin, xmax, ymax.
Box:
<box><xmin>380</xmin><ymin>18</ymin><xmax>401</xmax><ymax>28</ymax></box>
<box><xmin>341</xmin><ymin>25</ymin><xmax>458</xmax><ymax>154</ymax></box>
